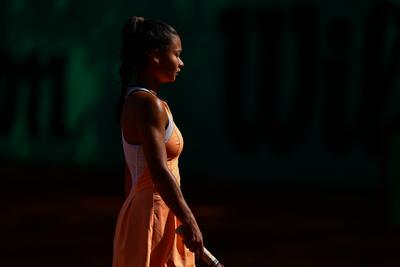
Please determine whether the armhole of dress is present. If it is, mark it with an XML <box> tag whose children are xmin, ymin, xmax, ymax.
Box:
<box><xmin>121</xmin><ymin>130</ymin><xmax>141</xmax><ymax>146</ymax></box>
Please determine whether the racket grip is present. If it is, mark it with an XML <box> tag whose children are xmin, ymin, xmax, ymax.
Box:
<box><xmin>175</xmin><ymin>225</ymin><xmax>224</xmax><ymax>267</ymax></box>
<box><xmin>202</xmin><ymin>247</ymin><xmax>224</xmax><ymax>267</ymax></box>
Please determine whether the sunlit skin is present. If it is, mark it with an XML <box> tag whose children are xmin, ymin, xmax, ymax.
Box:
<box><xmin>120</xmin><ymin>35</ymin><xmax>204</xmax><ymax>256</ymax></box>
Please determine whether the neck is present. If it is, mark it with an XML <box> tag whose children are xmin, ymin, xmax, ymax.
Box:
<box><xmin>131</xmin><ymin>70</ymin><xmax>160</xmax><ymax>95</ymax></box>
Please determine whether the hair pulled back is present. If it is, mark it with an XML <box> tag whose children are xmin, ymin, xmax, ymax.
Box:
<box><xmin>116</xmin><ymin>16</ymin><xmax>178</xmax><ymax>123</ymax></box>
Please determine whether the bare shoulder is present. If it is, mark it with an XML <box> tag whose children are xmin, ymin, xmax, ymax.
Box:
<box><xmin>124</xmin><ymin>91</ymin><xmax>167</xmax><ymax>124</ymax></box>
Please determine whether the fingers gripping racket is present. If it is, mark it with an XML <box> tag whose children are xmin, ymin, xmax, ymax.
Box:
<box><xmin>176</xmin><ymin>225</ymin><xmax>224</xmax><ymax>267</ymax></box>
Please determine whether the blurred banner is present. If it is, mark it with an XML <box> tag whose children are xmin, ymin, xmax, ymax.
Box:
<box><xmin>0</xmin><ymin>0</ymin><xmax>399</xmax><ymax>186</ymax></box>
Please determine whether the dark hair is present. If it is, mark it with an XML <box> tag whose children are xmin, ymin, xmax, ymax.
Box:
<box><xmin>116</xmin><ymin>16</ymin><xmax>178</xmax><ymax>123</ymax></box>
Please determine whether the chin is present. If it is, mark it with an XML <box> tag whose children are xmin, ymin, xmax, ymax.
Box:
<box><xmin>165</xmin><ymin>77</ymin><xmax>176</xmax><ymax>83</ymax></box>
<box><xmin>160</xmin><ymin>74</ymin><xmax>177</xmax><ymax>83</ymax></box>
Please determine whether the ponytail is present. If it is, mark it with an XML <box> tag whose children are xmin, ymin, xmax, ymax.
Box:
<box><xmin>116</xmin><ymin>16</ymin><xmax>144</xmax><ymax>124</ymax></box>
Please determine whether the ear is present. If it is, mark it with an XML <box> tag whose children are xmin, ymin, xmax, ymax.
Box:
<box><xmin>147</xmin><ymin>49</ymin><xmax>160</xmax><ymax>64</ymax></box>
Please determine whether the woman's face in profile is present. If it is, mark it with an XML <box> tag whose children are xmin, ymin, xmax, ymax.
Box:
<box><xmin>155</xmin><ymin>35</ymin><xmax>184</xmax><ymax>83</ymax></box>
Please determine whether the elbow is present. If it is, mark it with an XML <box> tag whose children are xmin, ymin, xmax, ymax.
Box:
<box><xmin>148</xmin><ymin>164</ymin><xmax>172</xmax><ymax>188</ymax></box>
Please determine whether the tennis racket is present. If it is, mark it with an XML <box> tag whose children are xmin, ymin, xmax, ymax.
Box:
<box><xmin>176</xmin><ymin>225</ymin><xmax>224</xmax><ymax>267</ymax></box>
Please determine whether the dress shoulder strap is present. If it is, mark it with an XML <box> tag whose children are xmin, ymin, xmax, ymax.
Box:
<box><xmin>126</xmin><ymin>86</ymin><xmax>152</xmax><ymax>97</ymax></box>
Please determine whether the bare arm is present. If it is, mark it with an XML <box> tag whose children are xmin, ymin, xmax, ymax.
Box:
<box><xmin>122</xmin><ymin>92</ymin><xmax>203</xmax><ymax>254</ymax></box>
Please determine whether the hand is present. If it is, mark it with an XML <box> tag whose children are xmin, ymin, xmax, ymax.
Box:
<box><xmin>180</xmin><ymin>222</ymin><xmax>204</xmax><ymax>256</ymax></box>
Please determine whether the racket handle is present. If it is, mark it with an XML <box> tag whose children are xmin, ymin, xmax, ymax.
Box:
<box><xmin>175</xmin><ymin>225</ymin><xmax>224</xmax><ymax>267</ymax></box>
<box><xmin>202</xmin><ymin>247</ymin><xmax>224</xmax><ymax>267</ymax></box>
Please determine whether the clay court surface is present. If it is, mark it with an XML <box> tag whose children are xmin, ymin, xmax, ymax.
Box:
<box><xmin>2</xmin><ymin>165</ymin><xmax>400</xmax><ymax>266</ymax></box>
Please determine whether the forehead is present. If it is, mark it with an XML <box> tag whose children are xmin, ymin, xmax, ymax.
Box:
<box><xmin>168</xmin><ymin>35</ymin><xmax>182</xmax><ymax>50</ymax></box>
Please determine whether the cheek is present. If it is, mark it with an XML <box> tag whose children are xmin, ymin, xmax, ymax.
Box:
<box><xmin>165</xmin><ymin>60</ymin><xmax>178</xmax><ymax>73</ymax></box>
<box><xmin>169</xmin><ymin>57</ymin><xmax>179</xmax><ymax>67</ymax></box>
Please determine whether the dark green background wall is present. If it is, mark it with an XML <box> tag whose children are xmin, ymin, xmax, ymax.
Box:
<box><xmin>1</xmin><ymin>0</ymin><xmax>399</xmax><ymax>189</ymax></box>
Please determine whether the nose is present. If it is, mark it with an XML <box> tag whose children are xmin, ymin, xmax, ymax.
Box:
<box><xmin>179</xmin><ymin>58</ymin><xmax>184</xmax><ymax>68</ymax></box>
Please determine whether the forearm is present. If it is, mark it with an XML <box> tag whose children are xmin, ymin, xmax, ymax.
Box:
<box><xmin>152</xmin><ymin>168</ymin><xmax>197</xmax><ymax>226</ymax></box>
<box><xmin>152</xmin><ymin>168</ymin><xmax>204</xmax><ymax>255</ymax></box>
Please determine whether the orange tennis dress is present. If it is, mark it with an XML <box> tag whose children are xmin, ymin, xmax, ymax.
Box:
<box><xmin>112</xmin><ymin>87</ymin><xmax>195</xmax><ymax>267</ymax></box>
